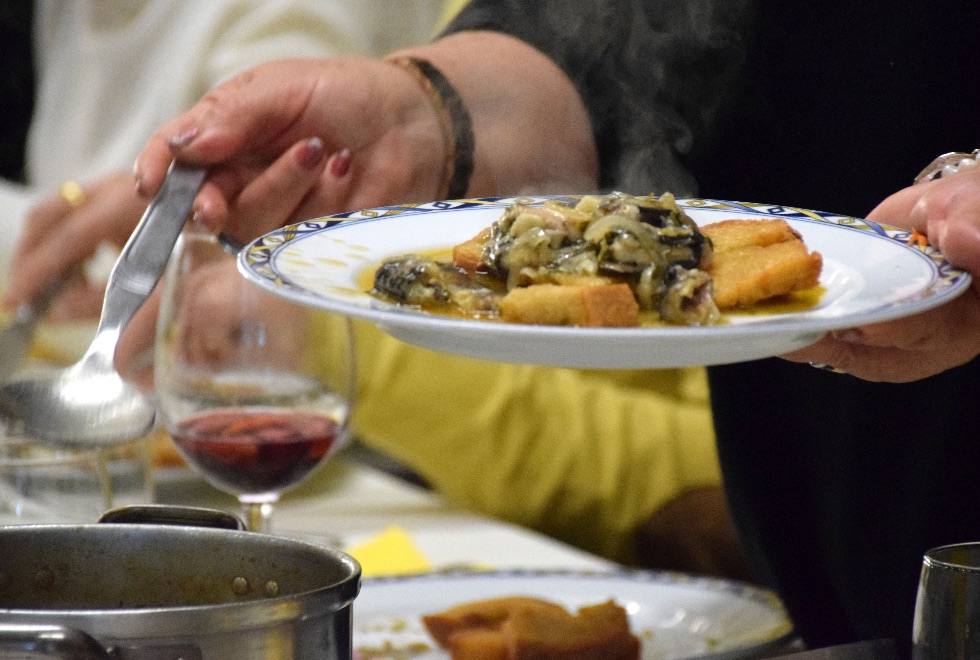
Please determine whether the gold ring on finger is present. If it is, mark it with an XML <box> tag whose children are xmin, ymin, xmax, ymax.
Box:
<box><xmin>59</xmin><ymin>180</ymin><xmax>86</xmax><ymax>208</ymax></box>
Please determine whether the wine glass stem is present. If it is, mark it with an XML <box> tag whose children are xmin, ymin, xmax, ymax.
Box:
<box><xmin>242</xmin><ymin>500</ymin><xmax>275</xmax><ymax>533</ymax></box>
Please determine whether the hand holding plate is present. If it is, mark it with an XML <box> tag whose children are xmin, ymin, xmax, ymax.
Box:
<box><xmin>782</xmin><ymin>164</ymin><xmax>980</xmax><ymax>382</ymax></box>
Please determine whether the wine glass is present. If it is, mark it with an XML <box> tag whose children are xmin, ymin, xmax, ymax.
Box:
<box><xmin>913</xmin><ymin>541</ymin><xmax>980</xmax><ymax>658</ymax></box>
<box><xmin>154</xmin><ymin>225</ymin><xmax>355</xmax><ymax>533</ymax></box>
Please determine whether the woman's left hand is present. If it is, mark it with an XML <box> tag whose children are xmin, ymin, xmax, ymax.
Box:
<box><xmin>781</xmin><ymin>164</ymin><xmax>980</xmax><ymax>382</ymax></box>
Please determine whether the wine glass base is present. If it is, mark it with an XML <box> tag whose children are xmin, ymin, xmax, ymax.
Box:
<box><xmin>240</xmin><ymin>498</ymin><xmax>277</xmax><ymax>533</ymax></box>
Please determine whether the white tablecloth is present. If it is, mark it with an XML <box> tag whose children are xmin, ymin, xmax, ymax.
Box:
<box><xmin>156</xmin><ymin>455</ymin><xmax>618</xmax><ymax>573</ymax></box>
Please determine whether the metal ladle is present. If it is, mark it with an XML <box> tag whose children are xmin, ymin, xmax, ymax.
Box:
<box><xmin>0</xmin><ymin>164</ymin><xmax>206</xmax><ymax>446</ymax></box>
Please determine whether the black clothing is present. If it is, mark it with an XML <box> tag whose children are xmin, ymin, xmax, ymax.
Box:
<box><xmin>0</xmin><ymin>0</ymin><xmax>35</xmax><ymax>182</ymax></box>
<box><xmin>691</xmin><ymin>1</ymin><xmax>980</xmax><ymax>217</ymax></box>
<box><xmin>694</xmin><ymin>3</ymin><xmax>980</xmax><ymax>654</ymax></box>
<box><xmin>447</xmin><ymin>1</ymin><xmax>980</xmax><ymax>655</ymax></box>
<box><xmin>447</xmin><ymin>0</ymin><xmax>753</xmax><ymax>196</ymax></box>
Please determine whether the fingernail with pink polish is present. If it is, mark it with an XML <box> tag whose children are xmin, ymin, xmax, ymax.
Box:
<box><xmin>328</xmin><ymin>148</ymin><xmax>352</xmax><ymax>178</ymax></box>
<box><xmin>168</xmin><ymin>128</ymin><xmax>200</xmax><ymax>149</ymax></box>
<box><xmin>296</xmin><ymin>137</ymin><xmax>325</xmax><ymax>170</ymax></box>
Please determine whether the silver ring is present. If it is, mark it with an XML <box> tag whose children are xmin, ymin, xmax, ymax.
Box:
<box><xmin>914</xmin><ymin>149</ymin><xmax>980</xmax><ymax>185</ymax></box>
<box><xmin>808</xmin><ymin>362</ymin><xmax>848</xmax><ymax>374</ymax></box>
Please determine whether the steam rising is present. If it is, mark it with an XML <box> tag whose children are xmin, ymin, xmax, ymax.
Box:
<box><xmin>444</xmin><ymin>0</ymin><xmax>752</xmax><ymax>196</ymax></box>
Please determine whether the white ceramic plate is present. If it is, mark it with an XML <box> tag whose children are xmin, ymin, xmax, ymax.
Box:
<box><xmin>238</xmin><ymin>196</ymin><xmax>971</xmax><ymax>369</ymax></box>
<box><xmin>351</xmin><ymin>569</ymin><xmax>795</xmax><ymax>659</ymax></box>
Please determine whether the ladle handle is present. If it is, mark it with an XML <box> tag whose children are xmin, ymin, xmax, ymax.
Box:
<box><xmin>95</xmin><ymin>163</ymin><xmax>206</xmax><ymax>340</ymax></box>
<box><xmin>0</xmin><ymin>624</ymin><xmax>110</xmax><ymax>659</ymax></box>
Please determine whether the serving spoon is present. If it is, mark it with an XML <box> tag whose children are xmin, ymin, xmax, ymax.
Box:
<box><xmin>0</xmin><ymin>276</ymin><xmax>64</xmax><ymax>384</ymax></box>
<box><xmin>0</xmin><ymin>163</ymin><xmax>206</xmax><ymax>446</ymax></box>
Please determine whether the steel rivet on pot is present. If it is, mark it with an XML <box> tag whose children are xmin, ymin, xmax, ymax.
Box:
<box><xmin>232</xmin><ymin>576</ymin><xmax>249</xmax><ymax>595</ymax></box>
<box><xmin>264</xmin><ymin>580</ymin><xmax>280</xmax><ymax>598</ymax></box>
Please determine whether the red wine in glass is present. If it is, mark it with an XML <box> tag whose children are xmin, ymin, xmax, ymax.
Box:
<box><xmin>171</xmin><ymin>408</ymin><xmax>341</xmax><ymax>496</ymax></box>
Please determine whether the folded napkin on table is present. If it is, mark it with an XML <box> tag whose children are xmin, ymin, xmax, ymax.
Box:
<box><xmin>345</xmin><ymin>526</ymin><xmax>432</xmax><ymax>577</ymax></box>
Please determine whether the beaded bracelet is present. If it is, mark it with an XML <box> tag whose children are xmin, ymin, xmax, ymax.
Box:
<box><xmin>914</xmin><ymin>149</ymin><xmax>980</xmax><ymax>185</ymax></box>
<box><xmin>388</xmin><ymin>56</ymin><xmax>475</xmax><ymax>200</ymax></box>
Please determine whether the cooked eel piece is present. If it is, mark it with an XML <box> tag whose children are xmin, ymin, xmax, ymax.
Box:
<box><xmin>372</xmin><ymin>254</ymin><xmax>501</xmax><ymax>316</ymax></box>
<box><xmin>482</xmin><ymin>203</ymin><xmax>593</xmax><ymax>289</ymax></box>
<box><xmin>658</xmin><ymin>265</ymin><xmax>718</xmax><ymax>325</ymax></box>
<box><xmin>481</xmin><ymin>193</ymin><xmax>711</xmax><ymax>289</ymax></box>
<box><xmin>588</xmin><ymin>191</ymin><xmax>709</xmax><ymax>272</ymax></box>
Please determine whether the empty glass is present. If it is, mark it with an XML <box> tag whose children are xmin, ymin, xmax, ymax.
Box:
<box><xmin>913</xmin><ymin>541</ymin><xmax>980</xmax><ymax>658</ymax></box>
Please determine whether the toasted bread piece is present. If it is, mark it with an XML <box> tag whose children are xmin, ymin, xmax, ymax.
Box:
<box><xmin>425</xmin><ymin>597</ymin><xmax>640</xmax><ymax>660</ymax></box>
<box><xmin>700</xmin><ymin>217</ymin><xmax>822</xmax><ymax>309</ymax></box>
<box><xmin>447</xmin><ymin>629</ymin><xmax>509</xmax><ymax>660</ymax></box>
<box><xmin>422</xmin><ymin>596</ymin><xmax>567</xmax><ymax>648</ymax></box>
<box><xmin>709</xmin><ymin>239</ymin><xmax>823</xmax><ymax>309</ymax></box>
<box><xmin>701</xmin><ymin>218</ymin><xmax>803</xmax><ymax>253</ymax></box>
<box><xmin>503</xmin><ymin>600</ymin><xmax>641</xmax><ymax>660</ymax></box>
<box><xmin>499</xmin><ymin>283</ymin><xmax>639</xmax><ymax>327</ymax></box>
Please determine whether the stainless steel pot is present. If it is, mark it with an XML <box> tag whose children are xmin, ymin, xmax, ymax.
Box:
<box><xmin>0</xmin><ymin>505</ymin><xmax>360</xmax><ymax>659</ymax></box>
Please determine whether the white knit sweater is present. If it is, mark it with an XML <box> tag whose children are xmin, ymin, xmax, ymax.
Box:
<box><xmin>0</xmin><ymin>0</ymin><xmax>443</xmax><ymax>274</ymax></box>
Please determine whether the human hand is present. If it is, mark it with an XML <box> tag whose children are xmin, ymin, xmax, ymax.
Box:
<box><xmin>173</xmin><ymin>257</ymin><xmax>306</xmax><ymax>369</ymax></box>
<box><xmin>781</xmin><ymin>164</ymin><xmax>980</xmax><ymax>382</ymax></box>
<box><xmin>133</xmin><ymin>34</ymin><xmax>598</xmax><ymax>245</ymax></box>
<box><xmin>2</xmin><ymin>171</ymin><xmax>149</xmax><ymax>322</ymax></box>
<box><xmin>133</xmin><ymin>56</ymin><xmax>448</xmax><ymax>245</ymax></box>
<box><xmin>114</xmin><ymin>246</ymin><xmax>307</xmax><ymax>391</ymax></box>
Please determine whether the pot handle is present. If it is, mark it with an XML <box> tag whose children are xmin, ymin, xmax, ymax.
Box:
<box><xmin>0</xmin><ymin>624</ymin><xmax>110</xmax><ymax>659</ymax></box>
<box><xmin>98</xmin><ymin>504</ymin><xmax>246</xmax><ymax>530</ymax></box>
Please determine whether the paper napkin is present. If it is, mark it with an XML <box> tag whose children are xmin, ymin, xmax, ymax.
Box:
<box><xmin>345</xmin><ymin>526</ymin><xmax>432</xmax><ymax>577</ymax></box>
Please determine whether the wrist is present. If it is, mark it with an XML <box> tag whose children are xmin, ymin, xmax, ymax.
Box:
<box><xmin>391</xmin><ymin>32</ymin><xmax>598</xmax><ymax>198</ymax></box>
<box><xmin>386</xmin><ymin>56</ymin><xmax>475</xmax><ymax>200</ymax></box>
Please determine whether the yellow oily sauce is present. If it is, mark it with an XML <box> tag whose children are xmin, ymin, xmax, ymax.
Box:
<box><xmin>725</xmin><ymin>285</ymin><xmax>827</xmax><ymax>317</ymax></box>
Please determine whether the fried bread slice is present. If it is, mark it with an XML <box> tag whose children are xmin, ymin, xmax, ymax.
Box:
<box><xmin>423</xmin><ymin>596</ymin><xmax>641</xmax><ymax>660</ymax></box>
<box><xmin>422</xmin><ymin>596</ymin><xmax>567</xmax><ymax>648</ymax></box>
<box><xmin>499</xmin><ymin>282</ymin><xmax>640</xmax><ymax>327</ymax></box>
<box><xmin>702</xmin><ymin>218</ymin><xmax>822</xmax><ymax>309</ymax></box>
<box><xmin>501</xmin><ymin>599</ymin><xmax>641</xmax><ymax>660</ymax></box>
<box><xmin>702</xmin><ymin>217</ymin><xmax>803</xmax><ymax>253</ymax></box>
